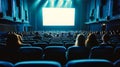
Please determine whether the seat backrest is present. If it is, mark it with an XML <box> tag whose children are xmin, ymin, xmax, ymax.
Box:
<box><xmin>66</xmin><ymin>46</ymin><xmax>90</xmax><ymax>61</ymax></box>
<box><xmin>15</xmin><ymin>61</ymin><xmax>61</xmax><ymax>67</ymax></box>
<box><xmin>44</xmin><ymin>46</ymin><xmax>66</xmax><ymax>64</ymax></box>
<box><xmin>89</xmin><ymin>46</ymin><xmax>114</xmax><ymax>61</ymax></box>
<box><xmin>0</xmin><ymin>46</ymin><xmax>6</xmax><ymax>61</ymax></box>
<box><xmin>65</xmin><ymin>42</ymin><xmax>74</xmax><ymax>48</ymax></box>
<box><xmin>114</xmin><ymin>59</ymin><xmax>120</xmax><ymax>67</ymax></box>
<box><xmin>114</xmin><ymin>46</ymin><xmax>120</xmax><ymax>61</ymax></box>
<box><xmin>49</xmin><ymin>42</ymin><xmax>64</xmax><ymax>46</ymax></box>
<box><xmin>0</xmin><ymin>61</ymin><xmax>14</xmax><ymax>67</ymax></box>
<box><xmin>1</xmin><ymin>47</ymin><xmax>20</xmax><ymax>63</ymax></box>
<box><xmin>66</xmin><ymin>59</ymin><xmax>114</xmax><ymax>67</ymax></box>
<box><xmin>33</xmin><ymin>42</ymin><xmax>48</xmax><ymax>49</ymax></box>
<box><xmin>20</xmin><ymin>44</ymin><xmax>32</xmax><ymax>47</ymax></box>
<box><xmin>19</xmin><ymin>47</ymin><xmax>43</xmax><ymax>61</ymax></box>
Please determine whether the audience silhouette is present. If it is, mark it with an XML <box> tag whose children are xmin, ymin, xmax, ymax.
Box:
<box><xmin>75</xmin><ymin>34</ymin><xmax>85</xmax><ymax>46</ymax></box>
<box><xmin>85</xmin><ymin>33</ymin><xmax>99</xmax><ymax>48</ymax></box>
<box><xmin>6</xmin><ymin>33</ymin><xmax>22</xmax><ymax>49</ymax></box>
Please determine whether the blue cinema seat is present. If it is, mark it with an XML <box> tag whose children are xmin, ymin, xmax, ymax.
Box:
<box><xmin>19</xmin><ymin>47</ymin><xmax>43</xmax><ymax>61</ymax></box>
<box><xmin>114</xmin><ymin>59</ymin><xmax>120</xmax><ymax>67</ymax></box>
<box><xmin>0</xmin><ymin>61</ymin><xmax>14</xmax><ymax>67</ymax></box>
<box><xmin>66</xmin><ymin>59</ymin><xmax>114</xmax><ymax>67</ymax></box>
<box><xmin>66</xmin><ymin>46</ymin><xmax>90</xmax><ymax>61</ymax></box>
<box><xmin>43</xmin><ymin>46</ymin><xmax>66</xmax><ymax>65</ymax></box>
<box><xmin>114</xmin><ymin>46</ymin><xmax>120</xmax><ymax>61</ymax></box>
<box><xmin>89</xmin><ymin>46</ymin><xmax>114</xmax><ymax>61</ymax></box>
<box><xmin>15</xmin><ymin>61</ymin><xmax>61</xmax><ymax>67</ymax></box>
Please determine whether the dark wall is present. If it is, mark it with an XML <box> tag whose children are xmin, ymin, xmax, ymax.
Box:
<box><xmin>0</xmin><ymin>0</ymin><xmax>30</xmax><ymax>32</ymax></box>
<box><xmin>86</xmin><ymin>0</ymin><xmax>120</xmax><ymax>32</ymax></box>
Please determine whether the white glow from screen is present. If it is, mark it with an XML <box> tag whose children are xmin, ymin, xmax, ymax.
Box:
<box><xmin>42</xmin><ymin>8</ymin><xmax>75</xmax><ymax>26</ymax></box>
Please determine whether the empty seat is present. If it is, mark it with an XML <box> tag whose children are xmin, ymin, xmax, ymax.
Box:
<box><xmin>44</xmin><ymin>46</ymin><xmax>66</xmax><ymax>65</ymax></box>
<box><xmin>19</xmin><ymin>47</ymin><xmax>43</xmax><ymax>61</ymax></box>
<box><xmin>66</xmin><ymin>46</ymin><xmax>89</xmax><ymax>61</ymax></box>
<box><xmin>15</xmin><ymin>61</ymin><xmax>61</xmax><ymax>67</ymax></box>
<box><xmin>66</xmin><ymin>59</ymin><xmax>114</xmax><ymax>67</ymax></box>
<box><xmin>0</xmin><ymin>61</ymin><xmax>14</xmax><ymax>67</ymax></box>
<box><xmin>89</xmin><ymin>46</ymin><xmax>114</xmax><ymax>61</ymax></box>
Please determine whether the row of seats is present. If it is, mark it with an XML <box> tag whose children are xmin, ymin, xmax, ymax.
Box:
<box><xmin>0</xmin><ymin>46</ymin><xmax>120</xmax><ymax>64</ymax></box>
<box><xmin>1</xmin><ymin>59</ymin><xmax>120</xmax><ymax>67</ymax></box>
<box><xmin>32</xmin><ymin>42</ymin><xmax>75</xmax><ymax>49</ymax></box>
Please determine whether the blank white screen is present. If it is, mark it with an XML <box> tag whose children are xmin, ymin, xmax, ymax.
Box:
<box><xmin>42</xmin><ymin>8</ymin><xmax>75</xmax><ymax>26</ymax></box>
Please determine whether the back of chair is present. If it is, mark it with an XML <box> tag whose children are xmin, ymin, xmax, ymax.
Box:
<box><xmin>65</xmin><ymin>43</ymin><xmax>74</xmax><ymax>48</ymax></box>
<box><xmin>19</xmin><ymin>47</ymin><xmax>43</xmax><ymax>61</ymax></box>
<box><xmin>66</xmin><ymin>59</ymin><xmax>114</xmax><ymax>67</ymax></box>
<box><xmin>0</xmin><ymin>61</ymin><xmax>14</xmax><ymax>67</ymax></box>
<box><xmin>66</xmin><ymin>46</ymin><xmax>89</xmax><ymax>61</ymax></box>
<box><xmin>89</xmin><ymin>46</ymin><xmax>114</xmax><ymax>61</ymax></box>
<box><xmin>114</xmin><ymin>46</ymin><xmax>120</xmax><ymax>61</ymax></box>
<box><xmin>0</xmin><ymin>46</ymin><xmax>6</xmax><ymax>61</ymax></box>
<box><xmin>44</xmin><ymin>46</ymin><xmax>66</xmax><ymax>64</ymax></box>
<box><xmin>2</xmin><ymin>47</ymin><xmax>20</xmax><ymax>63</ymax></box>
<box><xmin>32</xmin><ymin>42</ymin><xmax>48</xmax><ymax>49</ymax></box>
<box><xmin>49</xmin><ymin>42</ymin><xmax>63</xmax><ymax>46</ymax></box>
<box><xmin>15</xmin><ymin>61</ymin><xmax>61</xmax><ymax>67</ymax></box>
<box><xmin>114</xmin><ymin>59</ymin><xmax>120</xmax><ymax>67</ymax></box>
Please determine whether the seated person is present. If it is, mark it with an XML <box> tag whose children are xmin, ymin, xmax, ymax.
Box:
<box><xmin>100</xmin><ymin>33</ymin><xmax>112</xmax><ymax>46</ymax></box>
<box><xmin>6</xmin><ymin>33</ymin><xmax>22</xmax><ymax>49</ymax></box>
<box><xmin>85</xmin><ymin>33</ymin><xmax>99</xmax><ymax>48</ymax></box>
<box><xmin>5</xmin><ymin>33</ymin><xmax>23</xmax><ymax>63</ymax></box>
<box><xmin>75</xmin><ymin>34</ymin><xmax>85</xmax><ymax>46</ymax></box>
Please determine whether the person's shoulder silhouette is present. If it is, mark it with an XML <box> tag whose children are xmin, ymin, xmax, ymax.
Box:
<box><xmin>6</xmin><ymin>33</ymin><xmax>22</xmax><ymax>49</ymax></box>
